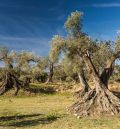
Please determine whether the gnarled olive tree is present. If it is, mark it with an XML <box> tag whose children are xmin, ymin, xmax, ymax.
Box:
<box><xmin>50</xmin><ymin>11</ymin><xmax>120</xmax><ymax>117</ymax></box>
<box><xmin>0</xmin><ymin>49</ymin><xmax>36</xmax><ymax>95</ymax></box>
<box><xmin>0</xmin><ymin>47</ymin><xmax>22</xmax><ymax>95</ymax></box>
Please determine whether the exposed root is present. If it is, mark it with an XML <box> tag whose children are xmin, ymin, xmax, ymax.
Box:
<box><xmin>69</xmin><ymin>89</ymin><xmax>120</xmax><ymax>117</ymax></box>
<box><xmin>74</xmin><ymin>87</ymin><xmax>91</xmax><ymax>99</ymax></box>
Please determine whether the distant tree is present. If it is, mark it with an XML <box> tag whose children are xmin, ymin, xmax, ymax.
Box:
<box><xmin>0</xmin><ymin>47</ymin><xmax>22</xmax><ymax>95</ymax></box>
<box><xmin>111</xmin><ymin>58</ymin><xmax>120</xmax><ymax>81</ymax></box>
<box><xmin>0</xmin><ymin>49</ymin><xmax>38</xmax><ymax>95</ymax></box>
<box><xmin>61</xmin><ymin>56</ymin><xmax>80</xmax><ymax>82</ymax></box>
<box><xmin>16</xmin><ymin>51</ymin><xmax>35</xmax><ymax>76</ymax></box>
<box><xmin>31</xmin><ymin>57</ymin><xmax>48</xmax><ymax>82</ymax></box>
<box><xmin>46</xmin><ymin>35</ymin><xmax>64</xmax><ymax>83</ymax></box>
<box><xmin>53</xmin><ymin>62</ymin><xmax>67</xmax><ymax>82</ymax></box>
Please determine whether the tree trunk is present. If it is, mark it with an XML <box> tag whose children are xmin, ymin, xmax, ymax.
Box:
<box><xmin>46</xmin><ymin>63</ymin><xmax>54</xmax><ymax>83</ymax></box>
<box><xmin>0</xmin><ymin>67</ymin><xmax>30</xmax><ymax>96</ymax></box>
<box><xmin>74</xmin><ymin>69</ymin><xmax>91</xmax><ymax>98</ymax></box>
<box><xmin>0</xmin><ymin>70</ymin><xmax>21</xmax><ymax>96</ymax></box>
<box><xmin>69</xmin><ymin>51</ymin><xmax>120</xmax><ymax>117</ymax></box>
<box><xmin>82</xmin><ymin>52</ymin><xmax>104</xmax><ymax>93</ymax></box>
<box><xmin>100</xmin><ymin>59</ymin><xmax>115</xmax><ymax>88</ymax></box>
<box><xmin>100</xmin><ymin>51</ymin><xmax>120</xmax><ymax>88</ymax></box>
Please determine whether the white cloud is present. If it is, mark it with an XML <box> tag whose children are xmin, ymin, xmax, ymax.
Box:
<box><xmin>92</xmin><ymin>3</ymin><xmax>120</xmax><ymax>8</ymax></box>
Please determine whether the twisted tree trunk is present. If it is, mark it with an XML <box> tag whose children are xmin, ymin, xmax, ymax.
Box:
<box><xmin>0</xmin><ymin>70</ymin><xmax>21</xmax><ymax>96</ymax></box>
<box><xmin>0</xmin><ymin>59</ymin><xmax>30</xmax><ymax>96</ymax></box>
<box><xmin>46</xmin><ymin>62</ymin><xmax>54</xmax><ymax>83</ymax></box>
<box><xmin>69</xmin><ymin>51</ymin><xmax>120</xmax><ymax>117</ymax></box>
<box><xmin>100</xmin><ymin>51</ymin><xmax>120</xmax><ymax>88</ymax></box>
<box><xmin>74</xmin><ymin>69</ymin><xmax>91</xmax><ymax>98</ymax></box>
<box><xmin>100</xmin><ymin>60</ymin><xmax>114</xmax><ymax>89</ymax></box>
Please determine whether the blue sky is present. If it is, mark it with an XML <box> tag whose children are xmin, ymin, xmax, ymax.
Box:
<box><xmin>0</xmin><ymin>0</ymin><xmax>120</xmax><ymax>56</ymax></box>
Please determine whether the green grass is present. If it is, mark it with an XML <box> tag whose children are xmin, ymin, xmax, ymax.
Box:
<box><xmin>0</xmin><ymin>85</ymin><xmax>120</xmax><ymax>129</ymax></box>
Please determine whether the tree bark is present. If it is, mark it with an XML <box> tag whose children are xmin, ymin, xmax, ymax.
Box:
<box><xmin>82</xmin><ymin>51</ymin><xmax>105</xmax><ymax>93</ymax></box>
<box><xmin>46</xmin><ymin>63</ymin><xmax>54</xmax><ymax>83</ymax></box>
<box><xmin>100</xmin><ymin>62</ymin><xmax>114</xmax><ymax>88</ymax></box>
<box><xmin>78</xmin><ymin>70</ymin><xmax>90</xmax><ymax>91</ymax></box>
<box><xmin>74</xmin><ymin>69</ymin><xmax>91</xmax><ymax>98</ymax></box>
<box><xmin>100</xmin><ymin>51</ymin><xmax>120</xmax><ymax>88</ymax></box>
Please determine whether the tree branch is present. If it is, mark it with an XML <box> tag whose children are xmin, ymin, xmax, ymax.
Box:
<box><xmin>100</xmin><ymin>51</ymin><xmax>120</xmax><ymax>87</ymax></box>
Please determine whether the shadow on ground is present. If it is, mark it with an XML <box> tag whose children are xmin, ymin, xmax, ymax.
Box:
<box><xmin>0</xmin><ymin>113</ymin><xmax>60</xmax><ymax>127</ymax></box>
<box><xmin>0</xmin><ymin>114</ymin><xmax>42</xmax><ymax>121</ymax></box>
<box><xmin>23</xmin><ymin>83</ymin><xmax>57</xmax><ymax>95</ymax></box>
<box><xmin>28</xmin><ymin>86</ymin><xmax>56</xmax><ymax>94</ymax></box>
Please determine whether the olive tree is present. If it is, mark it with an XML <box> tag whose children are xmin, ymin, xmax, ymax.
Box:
<box><xmin>0</xmin><ymin>49</ymin><xmax>37</xmax><ymax>95</ymax></box>
<box><xmin>46</xmin><ymin>35</ymin><xmax>65</xmax><ymax>83</ymax></box>
<box><xmin>31</xmin><ymin>57</ymin><xmax>48</xmax><ymax>82</ymax></box>
<box><xmin>50</xmin><ymin>11</ymin><xmax>120</xmax><ymax>117</ymax></box>
<box><xmin>0</xmin><ymin>47</ymin><xmax>22</xmax><ymax>95</ymax></box>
